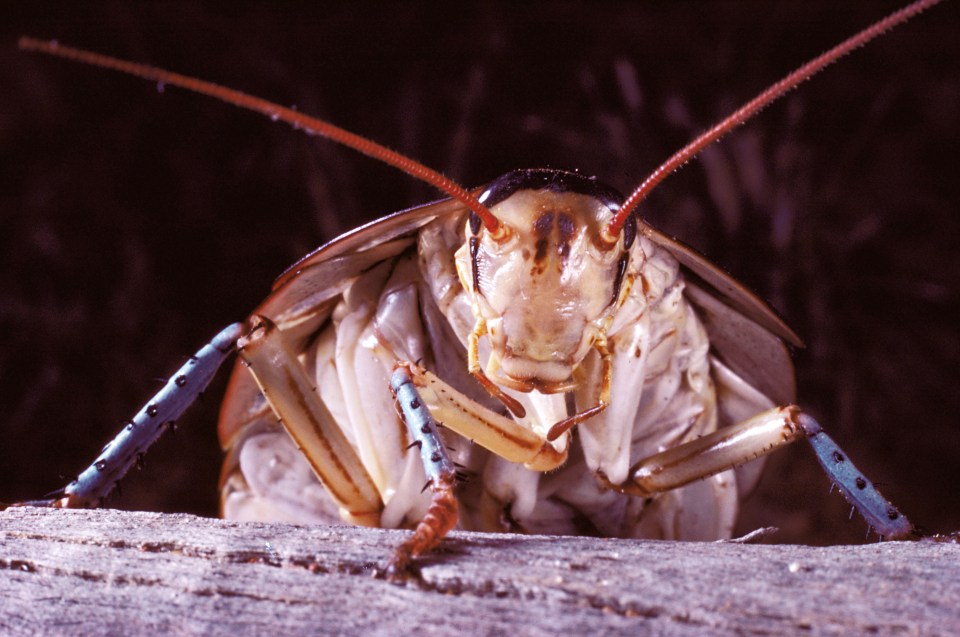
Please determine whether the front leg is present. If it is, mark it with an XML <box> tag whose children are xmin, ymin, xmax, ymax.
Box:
<box><xmin>605</xmin><ymin>406</ymin><xmax>914</xmax><ymax>540</ymax></box>
<box><xmin>386</xmin><ymin>366</ymin><xmax>460</xmax><ymax>576</ymax></box>
<box><xmin>396</xmin><ymin>363</ymin><xmax>568</xmax><ymax>472</ymax></box>
<box><xmin>383</xmin><ymin>362</ymin><xmax>571</xmax><ymax>574</ymax></box>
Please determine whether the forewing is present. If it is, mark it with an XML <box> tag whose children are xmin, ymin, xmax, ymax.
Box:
<box><xmin>219</xmin><ymin>195</ymin><xmax>469</xmax><ymax>450</ymax></box>
<box><xmin>258</xmin><ymin>196</ymin><xmax>471</xmax><ymax>330</ymax></box>
<box><xmin>683</xmin><ymin>282</ymin><xmax>796</xmax><ymax>405</ymax></box>
<box><xmin>639</xmin><ymin>221</ymin><xmax>802</xmax><ymax>348</ymax></box>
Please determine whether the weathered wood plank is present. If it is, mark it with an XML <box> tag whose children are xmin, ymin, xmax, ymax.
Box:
<box><xmin>1</xmin><ymin>507</ymin><xmax>957</xmax><ymax>636</ymax></box>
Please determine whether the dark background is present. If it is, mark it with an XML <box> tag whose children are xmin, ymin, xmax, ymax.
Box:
<box><xmin>1</xmin><ymin>2</ymin><xmax>957</xmax><ymax>544</ymax></box>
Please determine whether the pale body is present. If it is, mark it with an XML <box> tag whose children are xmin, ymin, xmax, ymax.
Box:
<box><xmin>218</xmin><ymin>182</ymin><xmax>779</xmax><ymax>541</ymax></box>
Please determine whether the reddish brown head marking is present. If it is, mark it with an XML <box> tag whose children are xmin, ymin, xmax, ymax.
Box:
<box><xmin>531</xmin><ymin>210</ymin><xmax>579</xmax><ymax>270</ymax></box>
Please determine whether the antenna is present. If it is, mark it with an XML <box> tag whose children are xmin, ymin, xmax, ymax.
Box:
<box><xmin>18</xmin><ymin>37</ymin><xmax>503</xmax><ymax>236</ymax></box>
<box><xmin>603</xmin><ymin>0</ymin><xmax>942</xmax><ymax>240</ymax></box>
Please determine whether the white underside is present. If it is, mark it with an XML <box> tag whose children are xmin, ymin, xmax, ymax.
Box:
<box><xmin>221</xmin><ymin>215</ymin><xmax>776</xmax><ymax>540</ymax></box>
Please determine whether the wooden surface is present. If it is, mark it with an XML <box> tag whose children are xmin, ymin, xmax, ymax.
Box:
<box><xmin>1</xmin><ymin>507</ymin><xmax>957</xmax><ymax>636</ymax></box>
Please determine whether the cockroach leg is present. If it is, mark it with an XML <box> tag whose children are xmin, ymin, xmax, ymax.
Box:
<box><xmin>386</xmin><ymin>365</ymin><xmax>460</xmax><ymax>577</ymax></box>
<box><xmin>603</xmin><ymin>406</ymin><xmax>914</xmax><ymax>540</ymax></box>
<box><xmin>238</xmin><ymin>315</ymin><xmax>382</xmax><ymax>527</ymax></box>
<box><xmin>799</xmin><ymin>414</ymin><xmax>914</xmax><ymax>540</ymax></box>
<box><xmin>397</xmin><ymin>364</ymin><xmax>568</xmax><ymax>472</ymax></box>
<box><xmin>4</xmin><ymin>322</ymin><xmax>244</xmax><ymax>511</ymax></box>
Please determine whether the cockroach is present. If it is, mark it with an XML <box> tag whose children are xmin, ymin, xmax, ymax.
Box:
<box><xmin>5</xmin><ymin>0</ymin><xmax>955</xmax><ymax>572</ymax></box>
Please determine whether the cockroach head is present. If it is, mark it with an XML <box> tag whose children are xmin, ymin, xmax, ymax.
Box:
<box><xmin>455</xmin><ymin>169</ymin><xmax>637</xmax><ymax>393</ymax></box>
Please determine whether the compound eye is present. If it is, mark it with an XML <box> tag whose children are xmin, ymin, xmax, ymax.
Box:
<box><xmin>610</xmin><ymin>253</ymin><xmax>629</xmax><ymax>308</ymax></box>
<box><xmin>622</xmin><ymin>212</ymin><xmax>636</xmax><ymax>250</ymax></box>
<box><xmin>468</xmin><ymin>210</ymin><xmax>483</xmax><ymax>236</ymax></box>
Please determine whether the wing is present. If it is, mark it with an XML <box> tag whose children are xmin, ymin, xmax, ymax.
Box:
<box><xmin>218</xmin><ymin>195</ymin><xmax>471</xmax><ymax>451</ymax></box>
<box><xmin>638</xmin><ymin>220</ymin><xmax>798</xmax><ymax>406</ymax></box>
<box><xmin>259</xmin><ymin>195</ymin><xmax>472</xmax><ymax>330</ymax></box>
<box><xmin>639</xmin><ymin>222</ymin><xmax>802</xmax><ymax>348</ymax></box>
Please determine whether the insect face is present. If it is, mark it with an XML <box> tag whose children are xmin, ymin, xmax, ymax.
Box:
<box><xmin>457</xmin><ymin>170</ymin><xmax>634</xmax><ymax>393</ymax></box>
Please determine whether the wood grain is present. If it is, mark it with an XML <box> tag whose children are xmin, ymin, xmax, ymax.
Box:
<box><xmin>2</xmin><ymin>507</ymin><xmax>957</xmax><ymax>636</ymax></box>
